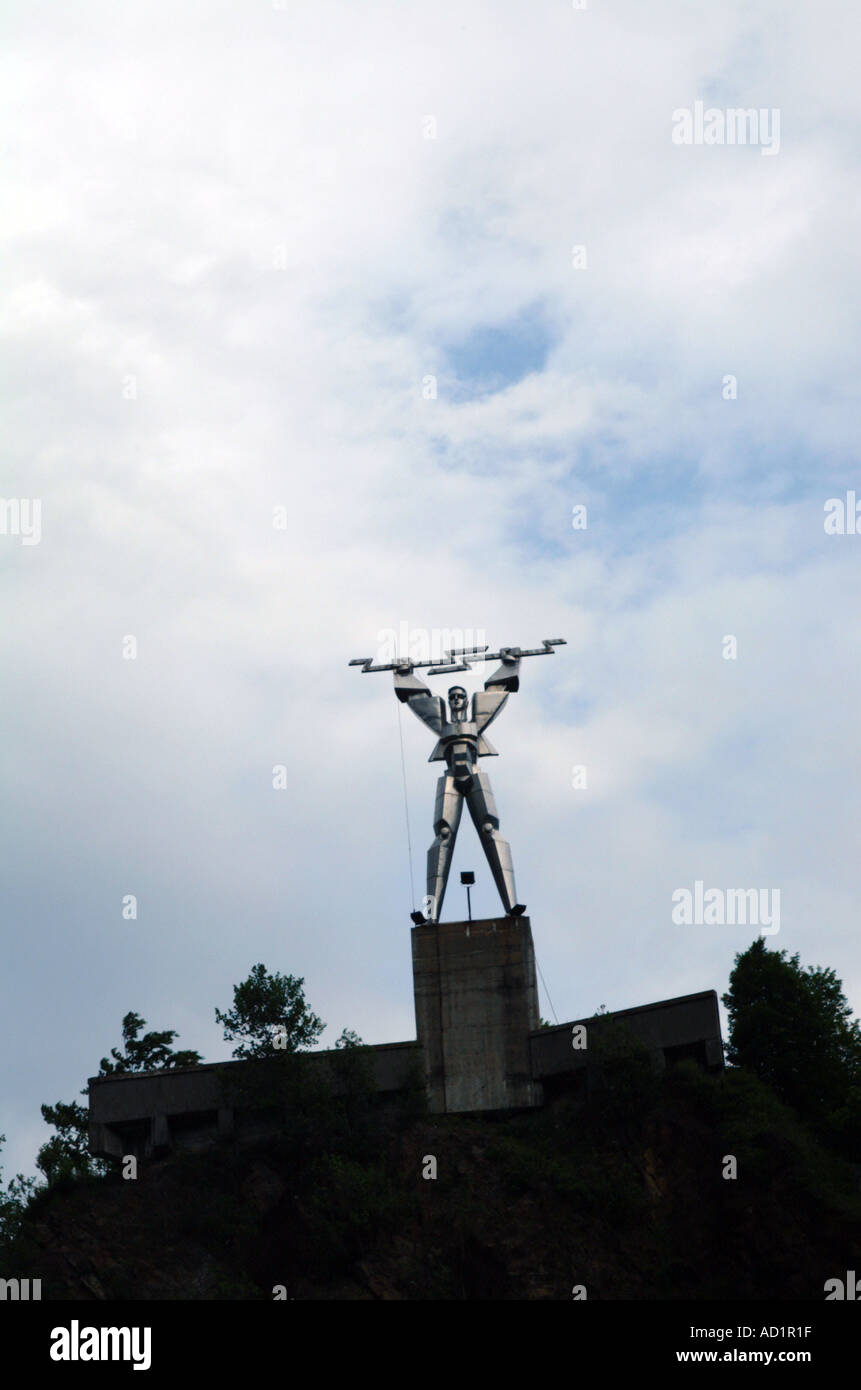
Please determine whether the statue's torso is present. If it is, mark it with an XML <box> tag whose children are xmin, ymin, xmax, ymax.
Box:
<box><xmin>429</xmin><ymin>721</ymin><xmax>500</xmax><ymax>766</ymax></box>
<box><xmin>440</xmin><ymin>719</ymin><xmax>477</xmax><ymax>741</ymax></box>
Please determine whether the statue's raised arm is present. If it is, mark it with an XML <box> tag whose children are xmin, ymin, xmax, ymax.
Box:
<box><xmin>472</xmin><ymin>648</ymin><xmax>521</xmax><ymax>733</ymax></box>
<box><xmin>393</xmin><ymin>668</ymin><xmax>446</xmax><ymax>734</ymax></box>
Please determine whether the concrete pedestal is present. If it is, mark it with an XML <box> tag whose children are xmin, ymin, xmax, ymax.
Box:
<box><xmin>412</xmin><ymin>916</ymin><xmax>542</xmax><ymax>1113</ymax></box>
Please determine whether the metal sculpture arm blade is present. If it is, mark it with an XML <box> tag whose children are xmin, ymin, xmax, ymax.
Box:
<box><xmin>473</xmin><ymin>652</ymin><xmax>521</xmax><ymax>732</ymax></box>
<box><xmin>393</xmin><ymin>669</ymin><xmax>446</xmax><ymax>734</ymax></box>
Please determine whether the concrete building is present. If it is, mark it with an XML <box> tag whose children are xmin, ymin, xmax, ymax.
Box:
<box><xmin>89</xmin><ymin>917</ymin><xmax>723</xmax><ymax>1161</ymax></box>
<box><xmin>89</xmin><ymin>1042</ymin><xmax>422</xmax><ymax>1162</ymax></box>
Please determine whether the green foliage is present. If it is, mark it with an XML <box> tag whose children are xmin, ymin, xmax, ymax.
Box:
<box><xmin>304</xmin><ymin>1153</ymin><xmax>409</xmax><ymax>1268</ymax></box>
<box><xmin>665</xmin><ymin>1059</ymin><xmax>861</xmax><ymax>1235</ymax></box>
<box><xmin>218</xmin><ymin>1051</ymin><xmax>335</xmax><ymax>1155</ymax></box>
<box><xmin>723</xmin><ymin>938</ymin><xmax>861</xmax><ymax>1158</ymax></box>
<box><xmin>98</xmin><ymin>1010</ymin><xmax>203</xmax><ymax>1075</ymax></box>
<box><xmin>9</xmin><ymin>1053</ymin><xmax>861</xmax><ymax>1299</ymax></box>
<box><xmin>489</xmin><ymin>1119</ymin><xmax>646</xmax><ymax>1222</ymax></box>
<box><xmin>214</xmin><ymin>1034</ymin><xmax>415</xmax><ymax>1291</ymax></box>
<box><xmin>585</xmin><ymin>1016</ymin><xmax>660</xmax><ymax>1129</ymax></box>
<box><xmin>15</xmin><ymin>940</ymin><xmax>861</xmax><ymax>1296</ymax></box>
<box><xmin>218</xmin><ymin>1038</ymin><xmax>383</xmax><ymax>1170</ymax></box>
<box><xmin>0</xmin><ymin>1134</ymin><xmax>38</xmax><ymax>1249</ymax></box>
<box><xmin>36</xmin><ymin>1102</ymin><xmax>100</xmax><ymax>1185</ymax></box>
<box><xmin>215</xmin><ymin>963</ymin><xmax>324</xmax><ymax>1060</ymax></box>
<box><xmin>38</xmin><ymin>1011</ymin><xmax>202</xmax><ymax>1187</ymax></box>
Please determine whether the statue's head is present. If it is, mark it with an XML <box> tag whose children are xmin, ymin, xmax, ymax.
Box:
<box><xmin>448</xmin><ymin>686</ymin><xmax>468</xmax><ymax>716</ymax></box>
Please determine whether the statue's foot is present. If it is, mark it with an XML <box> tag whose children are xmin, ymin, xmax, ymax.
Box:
<box><xmin>410</xmin><ymin>910</ymin><xmax>427</xmax><ymax>925</ymax></box>
<box><xmin>508</xmin><ymin>903</ymin><xmax>526</xmax><ymax>917</ymax></box>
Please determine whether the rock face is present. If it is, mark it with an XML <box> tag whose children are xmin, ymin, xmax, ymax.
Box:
<box><xmin>9</xmin><ymin>1062</ymin><xmax>861</xmax><ymax>1300</ymax></box>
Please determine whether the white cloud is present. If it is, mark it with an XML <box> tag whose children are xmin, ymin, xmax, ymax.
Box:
<box><xmin>2</xmin><ymin>0</ymin><xmax>860</xmax><ymax>1177</ymax></box>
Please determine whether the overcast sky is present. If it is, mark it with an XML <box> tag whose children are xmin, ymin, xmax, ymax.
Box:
<box><xmin>2</xmin><ymin>0</ymin><xmax>860</xmax><ymax>1179</ymax></box>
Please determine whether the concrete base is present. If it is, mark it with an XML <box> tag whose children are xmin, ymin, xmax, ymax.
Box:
<box><xmin>412</xmin><ymin>916</ymin><xmax>541</xmax><ymax>1113</ymax></box>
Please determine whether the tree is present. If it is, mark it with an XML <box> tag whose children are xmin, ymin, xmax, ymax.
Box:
<box><xmin>723</xmin><ymin>938</ymin><xmax>861</xmax><ymax>1158</ymax></box>
<box><xmin>98</xmin><ymin>1011</ymin><xmax>202</xmax><ymax>1075</ymax></box>
<box><xmin>215</xmin><ymin>963</ymin><xmax>325</xmax><ymax>1060</ymax></box>
<box><xmin>38</xmin><ymin>1012</ymin><xmax>203</xmax><ymax>1184</ymax></box>
<box><xmin>0</xmin><ymin>1134</ymin><xmax>38</xmax><ymax>1247</ymax></box>
<box><xmin>37</xmin><ymin>1101</ymin><xmax>100</xmax><ymax>1185</ymax></box>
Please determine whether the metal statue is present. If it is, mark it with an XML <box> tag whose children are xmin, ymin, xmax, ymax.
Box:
<box><xmin>349</xmin><ymin>639</ymin><xmax>566</xmax><ymax>923</ymax></box>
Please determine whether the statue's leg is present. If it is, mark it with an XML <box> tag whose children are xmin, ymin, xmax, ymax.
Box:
<box><xmin>465</xmin><ymin>769</ymin><xmax>523</xmax><ymax>916</ymax></box>
<box><xmin>426</xmin><ymin>773</ymin><xmax>463</xmax><ymax>922</ymax></box>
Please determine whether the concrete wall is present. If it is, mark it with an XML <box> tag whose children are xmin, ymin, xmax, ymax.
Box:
<box><xmin>88</xmin><ymin>982</ymin><xmax>724</xmax><ymax>1160</ymax></box>
<box><xmin>89</xmin><ymin>1041</ymin><xmax>422</xmax><ymax>1161</ymax></box>
<box><xmin>530</xmin><ymin>990</ymin><xmax>724</xmax><ymax>1081</ymax></box>
<box><xmin>412</xmin><ymin>916</ymin><xmax>541</xmax><ymax>1113</ymax></box>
